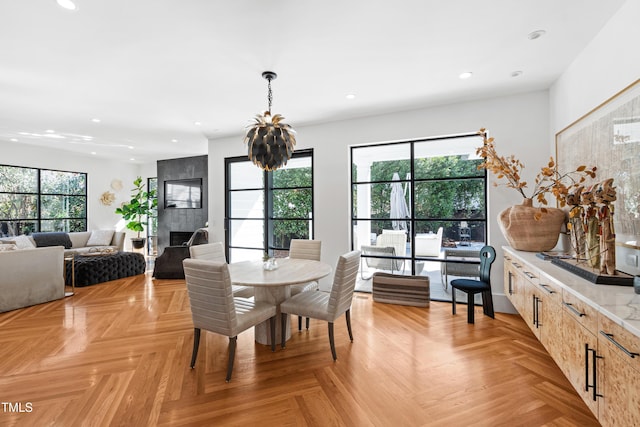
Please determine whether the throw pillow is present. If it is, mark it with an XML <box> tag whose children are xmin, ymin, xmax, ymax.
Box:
<box><xmin>0</xmin><ymin>243</ymin><xmax>18</xmax><ymax>251</ymax></box>
<box><xmin>86</xmin><ymin>230</ymin><xmax>115</xmax><ymax>246</ymax></box>
<box><xmin>13</xmin><ymin>235</ymin><xmax>36</xmax><ymax>250</ymax></box>
<box><xmin>31</xmin><ymin>232</ymin><xmax>73</xmax><ymax>249</ymax></box>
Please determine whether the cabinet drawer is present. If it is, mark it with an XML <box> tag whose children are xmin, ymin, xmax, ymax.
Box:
<box><xmin>536</xmin><ymin>274</ymin><xmax>562</xmax><ymax>304</ymax></box>
<box><xmin>599</xmin><ymin>314</ymin><xmax>640</xmax><ymax>370</ymax></box>
<box><xmin>562</xmin><ymin>290</ymin><xmax>598</xmax><ymax>333</ymax></box>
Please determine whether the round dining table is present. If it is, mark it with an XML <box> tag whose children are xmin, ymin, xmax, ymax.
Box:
<box><xmin>228</xmin><ymin>258</ymin><xmax>332</xmax><ymax>345</ymax></box>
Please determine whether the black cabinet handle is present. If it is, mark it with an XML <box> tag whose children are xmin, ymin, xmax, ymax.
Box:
<box><xmin>585</xmin><ymin>343</ymin><xmax>603</xmax><ymax>401</ymax></box>
<box><xmin>535</xmin><ymin>296</ymin><xmax>541</xmax><ymax>328</ymax></box>
<box><xmin>563</xmin><ymin>302</ymin><xmax>585</xmax><ymax>317</ymax></box>
<box><xmin>524</xmin><ymin>271</ymin><xmax>536</xmax><ymax>279</ymax></box>
<box><xmin>600</xmin><ymin>331</ymin><xmax>640</xmax><ymax>358</ymax></box>
<box><xmin>539</xmin><ymin>283</ymin><xmax>555</xmax><ymax>294</ymax></box>
<box><xmin>508</xmin><ymin>272</ymin><xmax>513</xmax><ymax>295</ymax></box>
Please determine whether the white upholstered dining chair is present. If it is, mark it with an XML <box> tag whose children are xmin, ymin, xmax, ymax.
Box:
<box><xmin>183</xmin><ymin>258</ymin><xmax>277</xmax><ymax>382</ymax></box>
<box><xmin>189</xmin><ymin>242</ymin><xmax>254</xmax><ymax>298</ymax></box>
<box><xmin>280</xmin><ymin>250</ymin><xmax>361</xmax><ymax>360</ymax></box>
<box><xmin>288</xmin><ymin>239</ymin><xmax>322</xmax><ymax>330</ymax></box>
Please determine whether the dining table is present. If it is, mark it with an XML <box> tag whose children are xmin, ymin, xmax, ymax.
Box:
<box><xmin>228</xmin><ymin>257</ymin><xmax>332</xmax><ymax>345</ymax></box>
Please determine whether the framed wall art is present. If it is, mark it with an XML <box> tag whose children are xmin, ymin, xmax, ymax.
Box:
<box><xmin>556</xmin><ymin>79</ymin><xmax>640</xmax><ymax>276</ymax></box>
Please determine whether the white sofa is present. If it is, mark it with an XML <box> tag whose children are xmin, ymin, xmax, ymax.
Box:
<box><xmin>66</xmin><ymin>231</ymin><xmax>125</xmax><ymax>255</ymax></box>
<box><xmin>0</xmin><ymin>246</ymin><xmax>64</xmax><ymax>313</ymax></box>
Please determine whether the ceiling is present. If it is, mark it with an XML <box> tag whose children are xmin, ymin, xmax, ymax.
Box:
<box><xmin>0</xmin><ymin>0</ymin><xmax>627</xmax><ymax>163</ymax></box>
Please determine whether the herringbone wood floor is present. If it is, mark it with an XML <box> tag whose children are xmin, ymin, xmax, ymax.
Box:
<box><xmin>0</xmin><ymin>272</ymin><xmax>599</xmax><ymax>426</ymax></box>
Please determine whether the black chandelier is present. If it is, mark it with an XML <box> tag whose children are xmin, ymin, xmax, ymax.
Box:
<box><xmin>244</xmin><ymin>71</ymin><xmax>296</xmax><ymax>171</ymax></box>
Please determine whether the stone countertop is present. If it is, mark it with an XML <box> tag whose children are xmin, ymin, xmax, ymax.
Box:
<box><xmin>503</xmin><ymin>246</ymin><xmax>640</xmax><ymax>339</ymax></box>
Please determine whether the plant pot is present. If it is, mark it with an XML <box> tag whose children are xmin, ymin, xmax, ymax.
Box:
<box><xmin>131</xmin><ymin>238</ymin><xmax>146</xmax><ymax>250</ymax></box>
<box><xmin>498</xmin><ymin>198</ymin><xmax>566</xmax><ymax>252</ymax></box>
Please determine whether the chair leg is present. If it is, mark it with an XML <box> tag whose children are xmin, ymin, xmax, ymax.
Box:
<box><xmin>226</xmin><ymin>336</ymin><xmax>237</xmax><ymax>382</ymax></box>
<box><xmin>298</xmin><ymin>315</ymin><xmax>302</xmax><ymax>331</ymax></box>
<box><xmin>483</xmin><ymin>290</ymin><xmax>495</xmax><ymax>318</ymax></box>
<box><xmin>281</xmin><ymin>313</ymin><xmax>288</xmax><ymax>349</ymax></box>
<box><xmin>451</xmin><ymin>287</ymin><xmax>457</xmax><ymax>314</ymax></box>
<box><xmin>270</xmin><ymin>316</ymin><xmax>276</xmax><ymax>352</ymax></box>
<box><xmin>345</xmin><ymin>309</ymin><xmax>353</xmax><ymax>342</ymax></box>
<box><xmin>467</xmin><ymin>292</ymin><xmax>475</xmax><ymax>324</ymax></box>
<box><xmin>305</xmin><ymin>317</ymin><xmax>310</xmax><ymax>330</ymax></box>
<box><xmin>328</xmin><ymin>322</ymin><xmax>337</xmax><ymax>361</ymax></box>
<box><xmin>190</xmin><ymin>328</ymin><xmax>201</xmax><ymax>368</ymax></box>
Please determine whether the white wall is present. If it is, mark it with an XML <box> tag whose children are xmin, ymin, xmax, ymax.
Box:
<box><xmin>550</xmin><ymin>0</ymin><xmax>640</xmax><ymax>133</ymax></box>
<box><xmin>3</xmin><ymin>142</ymin><xmax>145</xmax><ymax>249</ymax></box>
<box><xmin>209</xmin><ymin>90</ymin><xmax>550</xmax><ymax>312</ymax></box>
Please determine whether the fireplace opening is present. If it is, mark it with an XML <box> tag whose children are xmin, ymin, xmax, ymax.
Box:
<box><xmin>170</xmin><ymin>231</ymin><xmax>194</xmax><ymax>247</ymax></box>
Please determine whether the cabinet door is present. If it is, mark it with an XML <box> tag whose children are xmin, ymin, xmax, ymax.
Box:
<box><xmin>537</xmin><ymin>278</ymin><xmax>562</xmax><ymax>361</ymax></box>
<box><xmin>598</xmin><ymin>343</ymin><xmax>640</xmax><ymax>426</ymax></box>
<box><xmin>598</xmin><ymin>314</ymin><xmax>640</xmax><ymax>426</ymax></box>
<box><xmin>561</xmin><ymin>309</ymin><xmax>600</xmax><ymax>417</ymax></box>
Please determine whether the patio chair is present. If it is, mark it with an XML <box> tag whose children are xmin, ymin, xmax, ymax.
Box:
<box><xmin>414</xmin><ymin>227</ymin><xmax>443</xmax><ymax>257</ymax></box>
<box><xmin>360</xmin><ymin>245</ymin><xmax>404</xmax><ymax>279</ymax></box>
<box><xmin>440</xmin><ymin>248</ymin><xmax>480</xmax><ymax>290</ymax></box>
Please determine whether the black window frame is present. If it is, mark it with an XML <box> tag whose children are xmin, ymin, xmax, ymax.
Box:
<box><xmin>224</xmin><ymin>149</ymin><xmax>314</xmax><ymax>261</ymax></box>
<box><xmin>0</xmin><ymin>164</ymin><xmax>87</xmax><ymax>235</ymax></box>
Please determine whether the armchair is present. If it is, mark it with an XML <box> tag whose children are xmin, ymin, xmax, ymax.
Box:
<box><xmin>414</xmin><ymin>227</ymin><xmax>443</xmax><ymax>257</ymax></box>
<box><xmin>152</xmin><ymin>228</ymin><xmax>208</xmax><ymax>279</ymax></box>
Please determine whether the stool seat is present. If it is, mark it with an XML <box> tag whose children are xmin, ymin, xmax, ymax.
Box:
<box><xmin>450</xmin><ymin>246</ymin><xmax>495</xmax><ymax>324</ymax></box>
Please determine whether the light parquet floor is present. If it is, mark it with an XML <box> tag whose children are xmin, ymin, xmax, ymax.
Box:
<box><xmin>0</xmin><ymin>272</ymin><xmax>599</xmax><ymax>426</ymax></box>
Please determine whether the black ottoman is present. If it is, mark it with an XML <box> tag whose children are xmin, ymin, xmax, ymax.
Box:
<box><xmin>66</xmin><ymin>251</ymin><xmax>146</xmax><ymax>287</ymax></box>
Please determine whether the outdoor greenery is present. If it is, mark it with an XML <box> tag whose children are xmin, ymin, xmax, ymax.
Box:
<box><xmin>0</xmin><ymin>165</ymin><xmax>86</xmax><ymax>235</ymax></box>
<box><xmin>271</xmin><ymin>166</ymin><xmax>312</xmax><ymax>249</ymax></box>
<box><xmin>353</xmin><ymin>155</ymin><xmax>485</xmax><ymax>239</ymax></box>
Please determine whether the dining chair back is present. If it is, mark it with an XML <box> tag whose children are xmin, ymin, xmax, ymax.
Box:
<box><xmin>450</xmin><ymin>245</ymin><xmax>496</xmax><ymax>324</ymax></box>
<box><xmin>289</xmin><ymin>239</ymin><xmax>322</xmax><ymax>261</ymax></box>
<box><xmin>288</xmin><ymin>239</ymin><xmax>322</xmax><ymax>330</ymax></box>
<box><xmin>189</xmin><ymin>241</ymin><xmax>225</xmax><ymax>262</ymax></box>
<box><xmin>189</xmin><ymin>242</ymin><xmax>254</xmax><ymax>298</ymax></box>
<box><xmin>183</xmin><ymin>258</ymin><xmax>277</xmax><ymax>381</ymax></box>
<box><xmin>280</xmin><ymin>250</ymin><xmax>361</xmax><ymax>360</ymax></box>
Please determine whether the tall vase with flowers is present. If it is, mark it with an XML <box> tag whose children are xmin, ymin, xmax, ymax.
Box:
<box><xmin>476</xmin><ymin>129</ymin><xmax>597</xmax><ymax>251</ymax></box>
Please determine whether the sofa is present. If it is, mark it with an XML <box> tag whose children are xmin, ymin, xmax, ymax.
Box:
<box><xmin>0</xmin><ymin>230</ymin><xmax>125</xmax><ymax>312</ymax></box>
<box><xmin>1</xmin><ymin>230</ymin><xmax>125</xmax><ymax>255</ymax></box>
<box><xmin>0</xmin><ymin>246</ymin><xmax>64</xmax><ymax>313</ymax></box>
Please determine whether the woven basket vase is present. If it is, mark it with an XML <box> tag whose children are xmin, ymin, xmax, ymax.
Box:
<box><xmin>498</xmin><ymin>198</ymin><xmax>566</xmax><ymax>252</ymax></box>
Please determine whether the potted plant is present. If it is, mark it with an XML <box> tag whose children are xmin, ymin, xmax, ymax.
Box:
<box><xmin>115</xmin><ymin>176</ymin><xmax>157</xmax><ymax>249</ymax></box>
<box><xmin>476</xmin><ymin>129</ymin><xmax>597</xmax><ymax>251</ymax></box>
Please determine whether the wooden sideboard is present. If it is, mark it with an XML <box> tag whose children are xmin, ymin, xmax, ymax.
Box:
<box><xmin>503</xmin><ymin>247</ymin><xmax>640</xmax><ymax>426</ymax></box>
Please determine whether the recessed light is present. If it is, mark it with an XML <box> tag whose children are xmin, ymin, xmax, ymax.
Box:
<box><xmin>128</xmin><ymin>146</ymin><xmax>134</xmax><ymax>149</ymax></box>
<box><xmin>171</xmin><ymin>139</ymin><xmax>178</xmax><ymax>143</ymax></box>
<box><xmin>91</xmin><ymin>118</ymin><xmax>101</xmax><ymax>123</ymax></box>
<box><xmin>528</xmin><ymin>30</ymin><xmax>546</xmax><ymax>40</ymax></box>
<box><xmin>46</xmin><ymin>129</ymin><xmax>55</xmax><ymax>133</ymax></box>
<box><xmin>90</xmin><ymin>151</ymin><xmax>97</xmax><ymax>155</ymax></box>
<box><xmin>511</xmin><ymin>70</ymin><xmax>523</xmax><ymax>78</ymax></box>
<box><xmin>10</xmin><ymin>138</ymin><xmax>18</xmax><ymax>142</ymax></box>
<box><xmin>194</xmin><ymin>121</ymin><xmax>202</xmax><ymax>126</ymax></box>
<box><xmin>56</xmin><ymin>0</ymin><xmax>77</xmax><ymax>11</ymax></box>
<box><xmin>346</xmin><ymin>94</ymin><xmax>356</xmax><ymax>100</ymax></box>
<box><xmin>459</xmin><ymin>72</ymin><xmax>473</xmax><ymax>79</ymax></box>
<box><xmin>130</xmin><ymin>158</ymin><xmax>135</xmax><ymax>161</ymax></box>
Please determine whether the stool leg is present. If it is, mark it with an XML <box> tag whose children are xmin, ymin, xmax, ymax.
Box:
<box><xmin>467</xmin><ymin>292</ymin><xmax>475</xmax><ymax>324</ymax></box>
<box><xmin>483</xmin><ymin>290</ymin><xmax>495</xmax><ymax>318</ymax></box>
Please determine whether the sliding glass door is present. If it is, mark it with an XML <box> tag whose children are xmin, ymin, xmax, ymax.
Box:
<box><xmin>351</xmin><ymin>133</ymin><xmax>487</xmax><ymax>301</ymax></box>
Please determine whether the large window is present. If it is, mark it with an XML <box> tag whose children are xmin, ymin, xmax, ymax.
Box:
<box><xmin>0</xmin><ymin>164</ymin><xmax>87</xmax><ymax>236</ymax></box>
<box><xmin>351</xmin><ymin>133</ymin><xmax>487</xmax><ymax>300</ymax></box>
<box><xmin>225</xmin><ymin>150</ymin><xmax>313</xmax><ymax>262</ymax></box>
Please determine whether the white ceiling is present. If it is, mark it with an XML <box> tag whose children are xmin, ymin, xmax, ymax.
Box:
<box><xmin>0</xmin><ymin>0</ymin><xmax>627</xmax><ymax>163</ymax></box>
